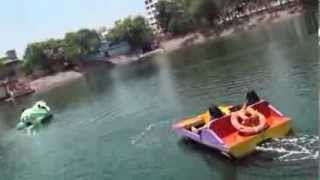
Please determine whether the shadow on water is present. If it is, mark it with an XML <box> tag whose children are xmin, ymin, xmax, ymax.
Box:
<box><xmin>177</xmin><ymin>138</ymin><xmax>237</xmax><ymax>180</ymax></box>
<box><xmin>112</xmin><ymin>60</ymin><xmax>160</xmax><ymax>81</ymax></box>
<box><xmin>82</xmin><ymin>65</ymin><xmax>115</xmax><ymax>95</ymax></box>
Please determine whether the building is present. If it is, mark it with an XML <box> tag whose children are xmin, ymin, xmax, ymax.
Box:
<box><xmin>0</xmin><ymin>50</ymin><xmax>23</xmax><ymax>81</ymax></box>
<box><xmin>5</xmin><ymin>50</ymin><xmax>18</xmax><ymax>60</ymax></box>
<box><xmin>82</xmin><ymin>41</ymin><xmax>131</xmax><ymax>63</ymax></box>
<box><xmin>99</xmin><ymin>41</ymin><xmax>131</xmax><ymax>58</ymax></box>
<box><xmin>144</xmin><ymin>0</ymin><xmax>161</xmax><ymax>33</ymax></box>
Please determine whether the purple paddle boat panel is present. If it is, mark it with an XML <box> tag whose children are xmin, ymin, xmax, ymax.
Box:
<box><xmin>175</xmin><ymin>128</ymin><xmax>201</xmax><ymax>142</ymax></box>
<box><xmin>175</xmin><ymin>126</ymin><xmax>228</xmax><ymax>152</ymax></box>
<box><xmin>200</xmin><ymin>129</ymin><xmax>228</xmax><ymax>152</ymax></box>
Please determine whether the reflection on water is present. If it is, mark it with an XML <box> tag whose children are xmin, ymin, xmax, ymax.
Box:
<box><xmin>0</xmin><ymin>13</ymin><xmax>318</xmax><ymax>180</ymax></box>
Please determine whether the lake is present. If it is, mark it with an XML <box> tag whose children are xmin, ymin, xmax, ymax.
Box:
<box><xmin>0</xmin><ymin>13</ymin><xmax>318</xmax><ymax>180</ymax></box>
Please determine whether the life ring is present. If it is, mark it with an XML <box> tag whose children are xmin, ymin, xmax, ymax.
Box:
<box><xmin>231</xmin><ymin>107</ymin><xmax>267</xmax><ymax>135</ymax></box>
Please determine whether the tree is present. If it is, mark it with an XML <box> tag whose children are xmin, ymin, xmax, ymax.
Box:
<box><xmin>23</xmin><ymin>43</ymin><xmax>48</xmax><ymax>72</ymax></box>
<box><xmin>105</xmin><ymin>16</ymin><xmax>154</xmax><ymax>50</ymax></box>
<box><xmin>22</xmin><ymin>29</ymin><xmax>101</xmax><ymax>75</ymax></box>
<box><xmin>155</xmin><ymin>0</ymin><xmax>181</xmax><ymax>33</ymax></box>
<box><xmin>156</xmin><ymin>0</ymin><xmax>220</xmax><ymax>34</ymax></box>
<box><xmin>185</xmin><ymin>0</ymin><xmax>220</xmax><ymax>26</ymax></box>
<box><xmin>23</xmin><ymin>38</ymin><xmax>69</xmax><ymax>75</ymax></box>
<box><xmin>64</xmin><ymin>29</ymin><xmax>101</xmax><ymax>60</ymax></box>
<box><xmin>168</xmin><ymin>14</ymin><xmax>194</xmax><ymax>34</ymax></box>
<box><xmin>0</xmin><ymin>61</ymin><xmax>4</xmax><ymax>70</ymax></box>
<box><xmin>299</xmin><ymin>0</ymin><xmax>318</xmax><ymax>8</ymax></box>
<box><xmin>155</xmin><ymin>0</ymin><xmax>195</xmax><ymax>35</ymax></box>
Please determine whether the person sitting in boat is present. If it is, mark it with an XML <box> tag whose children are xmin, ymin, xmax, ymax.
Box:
<box><xmin>246</xmin><ymin>90</ymin><xmax>260</xmax><ymax>106</ymax></box>
<box><xmin>207</xmin><ymin>91</ymin><xmax>260</xmax><ymax>121</ymax></box>
<box><xmin>208</xmin><ymin>104</ymin><xmax>231</xmax><ymax>120</ymax></box>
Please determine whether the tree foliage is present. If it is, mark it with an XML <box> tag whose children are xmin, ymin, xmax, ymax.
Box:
<box><xmin>23</xmin><ymin>43</ymin><xmax>49</xmax><ymax>74</ymax></box>
<box><xmin>185</xmin><ymin>0</ymin><xmax>220</xmax><ymax>26</ymax></box>
<box><xmin>23</xmin><ymin>29</ymin><xmax>101</xmax><ymax>75</ymax></box>
<box><xmin>299</xmin><ymin>0</ymin><xmax>318</xmax><ymax>8</ymax></box>
<box><xmin>0</xmin><ymin>61</ymin><xmax>4</xmax><ymax>70</ymax></box>
<box><xmin>105</xmin><ymin>16</ymin><xmax>154</xmax><ymax>50</ymax></box>
<box><xmin>64</xmin><ymin>29</ymin><xmax>101</xmax><ymax>60</ymax></box>
<box><xmin>156</xmin><ymin>0</ymin><xmax>181</xmax><ymax>33</ymax></box>
<box><xmin>168</xmin><ymin>14</ymin><xmax>194</xmax><ymax>34</ymax></box>
<box><xmin>156</xmin><ymin>0</ymin><xmax>219</xmax><ymax>35</ymax></box>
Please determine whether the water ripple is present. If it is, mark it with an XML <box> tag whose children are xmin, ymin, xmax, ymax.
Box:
<box><xmin>256</xmin><ymin>134</ymin><xmax>319</xmax><ymax>162</ymax></box>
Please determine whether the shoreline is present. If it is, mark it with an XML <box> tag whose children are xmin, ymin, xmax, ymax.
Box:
<box><xmin>29</xmin><ymin>71</ymin><xmax>83</xmax><ymax>92</ymax></box>
<box><xmin>17</xmin><ymin>5</ymin><xmax>307</xmax><ymax>93</ymax></box>
<box><xmin>107</xmin><ymin>48</ymin><xmax>165</xmax><ymax>65</ymax></box>
<box><xmin>160</xmin><ymin>6</ymin><xmax>304</xmax><ymax>52</ymax></box>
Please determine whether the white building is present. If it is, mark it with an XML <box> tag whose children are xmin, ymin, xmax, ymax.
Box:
<box><xmin>144</xmin><ymin>0</ymin><xmax>161</xmax><ymax>33</ymax></box>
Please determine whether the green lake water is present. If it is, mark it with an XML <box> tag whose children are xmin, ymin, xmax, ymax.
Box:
<box><xmin>0</xmin><ymin>13</ymin><xmax>318</xmax><ymax>180</ymax></box>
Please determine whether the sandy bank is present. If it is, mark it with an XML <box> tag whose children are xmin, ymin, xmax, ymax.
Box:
<box><xmin>30</xmin><ymin>71</ymin><xmax>83</xmax><ymax>92</ymax></box>
<box><xmin>160</xmin><ymin>6</ymin><xmax>303</xmax><ymax>52</ymax></box>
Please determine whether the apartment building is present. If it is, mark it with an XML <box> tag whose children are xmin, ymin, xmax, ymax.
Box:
<box><xmin>144</xmin><ymin>0</ymin><xmax>161</xmax><ymax>33</ymax></box>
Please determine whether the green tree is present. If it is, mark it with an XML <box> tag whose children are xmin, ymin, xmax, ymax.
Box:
<box><xmin>155</xmin><ymin>0</ymin><xmax>195</xmax><ymax>35</ymax></box>
<box><xmin>22</xmin><ymin>29</ymin><xmax>101</xmax><ymax>75</ymax></box>
<box><xmin>64</xmin><ymin>29</ymin><xmax>101</xmax><ymax>60</ymax></box>
<box><xmin>299</xmin><ymin>0</ymin><xmax>318</xmax><ymax>8</ymax></box>
<box><xmin>185</xmin><ymin>0</ymin><xmax>220</xmax><ymax>26</ymax></box>
<box><xmin>168</xmin><ymin>14</ymin><xmax>194</xmax><ymax>34</ymax></box>
<box><xmin>156</xmin><ymin>0</ymin><xmax>220</xmax><ymax>34</ymax></box>
<box><xmin>22</xmin><ymin>38</ymin><xmax>68</xmax><ymax>75</ymax></box>
<box><xmin>0</xmin><ymin>61</ymin><xmax>4</xmax><ymax>70</ymax></box>
<box><xmin>23</xmin><ymin>43</ymin><xmax>48</xmax><ymax>74</ymax></box>
<box><xmin>41</xmin><ymin>39</ymin><xmax>65</xmax><ymax>61</ymax></box>
<box><xmin>105</xmin><ymin>16</ymin><xmax>154</xmax><ymax>50</ymax></box>
<box><xmin>155</xmin><ymin>0</ymin><xmax>181</xmax><ymax>33</ymax></box>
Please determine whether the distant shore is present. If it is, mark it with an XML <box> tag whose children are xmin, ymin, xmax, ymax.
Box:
<box><xmin>25</xmin><ymin>5</ymin><xmax>305</xmax><ymax>92</ymax></box>
<box><xmin>160</xmin><ymin>6</ymin><xmax>304</xmax><ymax>52</ymax></box>
<box><xmin>106</xmin><ymin>5</ymin><xmax>305</xmax><ymax>65</ymax></box>
<box><xmin>29</xmin><ymin>71</ymin><xmax>83</xmax><ymax>92</ymax></box>
<box><xmin>107</xmin><ymin>48</ymin><xmax>164</xmax><ymax>65</ymax></box>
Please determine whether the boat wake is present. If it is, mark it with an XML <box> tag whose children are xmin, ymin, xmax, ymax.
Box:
<box><xmin>255</xmin><ymin>134</ymin><xmax>319</xmax><ymax>162</ymax></box>
<box><xmin>130</xmin><ymin>121</ymin><xmax>169</xmax><ymax>148</ymax></box>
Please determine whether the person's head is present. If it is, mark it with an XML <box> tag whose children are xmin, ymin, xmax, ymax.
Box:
<box><xmin>246</xmin><ymin>90</ymin><xmax>260</xmax><ymax>105</ymax></box>
<box><xmin>209</xmin><ymin>104</ymin><xmax>224</xmax><ymax>119</ymax></box>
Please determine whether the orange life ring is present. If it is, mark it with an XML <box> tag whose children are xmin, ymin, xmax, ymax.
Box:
<box><xmin>231</xmin><ymin>107</ymin><xmax>267</xmax><ymax>135</ymax></box>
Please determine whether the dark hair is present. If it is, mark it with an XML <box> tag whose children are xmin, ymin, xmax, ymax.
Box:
<box><xmin>246</xmin><ymin>90</ymin><xmax>260</xmax><ymax>105</ymax></box>
<box><xmin>209</xmin><ymin>104</ymin><xmax>224</xmax><ymax>119</ymax></box>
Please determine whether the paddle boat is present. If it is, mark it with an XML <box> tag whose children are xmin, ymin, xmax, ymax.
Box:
<box><xmin>173</xmin><ymin>91</ymin><xmax>291</xmax><ymax>159</ymax></box>
<box><xmin>16</xmin><ymin>101</ymin><xmax>53</xmax><ymax>131</ymax></box>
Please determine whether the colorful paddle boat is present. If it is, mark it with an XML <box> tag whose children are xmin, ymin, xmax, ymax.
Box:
<box><xmin>173</xmin><ymin>91</ymin><xmax>291</xmax><ymax>159</ymax></box>
<box><xmin>16</xmin><ymin>101</ymin><xmax>52</xmax><ymax>131</ymax></box>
